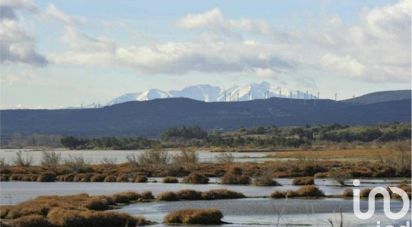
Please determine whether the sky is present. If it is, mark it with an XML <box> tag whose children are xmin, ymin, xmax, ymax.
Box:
<box><xmin>0</xmin><ymin>0</ymin><xmax>411</xmax><ymax>109</ymax></box>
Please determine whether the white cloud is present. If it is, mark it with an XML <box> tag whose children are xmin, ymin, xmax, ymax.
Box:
<box><xmin>0</xmin><ymin>0</ymin><xmax>47</xmax><ymax>66</ymax></box>
<box><xmin>176</xmin><ymin>8</ymin><xmax>277</xmax><ymax>37</ymax></box>
<box><xmin>320</xmin><ymin>54</ymin><xmax>365</xmax><ymax>77</ymax></box>
<box><xmin>53</xmin><ymin>41</ymin><xmax>294</xmax><ymax>75</ymax></box>
<box><xmin>49</xmin><ymin>0</ymin><xmax>410</xmax><ymax>83</ymax></box>
<box><xmin>45</xmin><ymin>3</ymin><xmax>85</xmax><ymax>26</ymax></box>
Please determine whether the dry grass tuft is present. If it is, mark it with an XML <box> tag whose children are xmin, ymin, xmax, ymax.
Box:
<box><xmin>163</xmin><ymin>208</ymin><xmax>224</xmax><ymax>225</ymax></box>
<box><xmin>201</xmin><ymin>189</ymin><xmax>245</xmax><ymax>200</ymax></box>
<box><xmin>182</xmin><ymin>173</ymin><xmax>209</xmax><ymax>184</ymax></box>
<box><xmin>292</xmin><ymin>177</ymin><xmax>314</xmax><ymax>185</ymax></box>
<box><xmin>162</xmin><ymin>176</ymin><xmax>178</xmax><ymax>183</ymax></box>
<box><xmin>271</xmin><ymin>186</ymin><xmax>324</xmax><ymax>198</ymax></box>
<box><xmin>221</xmin><ymin>167</ymin><xmax>250</xmax><ymax>185</ymax></box>
<box><xmin>157</xmin><ymin>192</ymin><xmax>179</xmax><ymax>201</ymax></box>
<box><xmin>11</xmin><ymin>214</ymin><xmax>53</xmax><ymax>227</ymax></box>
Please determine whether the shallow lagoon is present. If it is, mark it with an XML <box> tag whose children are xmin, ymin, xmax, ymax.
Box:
<box><xmin>0</xmin><ymin>178</ymin><xmax>408</xmax><ymax>205</ymax></box>
<box><xmin>0</xmin><ymin>178</ymin><xmax>410</xmax><ymax>226</ymax></box>
<box><xmin>0</xmin><ymin>149</ymin><xmax>273</xmax><ymax>164</ymax></box>
<box><xmin>119</xmin><ymin>198</ymin><xmax>411</xmax><ymax>226</ymax></box>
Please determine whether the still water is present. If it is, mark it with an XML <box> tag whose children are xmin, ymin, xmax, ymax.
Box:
<box><xmin>0</xmin><ymin>149</ymin><xmax>273</xmax><ymax>164</ymax></box>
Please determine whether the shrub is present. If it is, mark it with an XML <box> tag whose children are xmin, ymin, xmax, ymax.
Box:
<box><xmin>134</xmin><ymin>176</ymin><xmax>148</xmax><ymax>183</ymax></box>
<box><xmin>138</xmin><ymin>150</ymin><xmax>170</xmax><ymax>166</ymax></box>
<box><xmin>270</xmin><ymin>191</ymin><xmax>286</xmax><ymax>198</ymax></box>
<box><xmin>125</xmin><ymin>154</ymin><xmax>139</xmax><ymax>169</ymax></box>
<box><xmin>13</xmin><ymin>151</ymin><xmax>33</xmax><ymax>167</ymax></box>
<box><xmin>173</xmin><ymin>148</ymin><xmax>199</xmax><ymax>164</ymax></box>
<box><xmin>157</xmin><ymin>192</ymin><xmax>179</xmax><ymax>201</ymax></box>
<box><xmin>0</xmin><ymin>158</ymin><xmax>9</xmax><ymax>173</ymax></box>
<box><xmin>201</xmin><ymin>189</ymin><xmax>245</xmax><ymax>200</ymax></box>
<box><xmin>41</xmin><ymin>151</ymin><xmax>61</xmax><ymax>168</ymax></box>
<box><xmin>63</xmin><ymin>155</ymin><xmax>89</xmax><ymax>173</ymax></box>
<box><xmin>296</xmin><ymin>186</ymin><xmax>325</xmax><ymax>197</ymax></box>
<box><xmin>292</xmin><ymin>177</ymin><xmax>314</xmax><ymax>185</ymax></box>
<box><xmin>11</xmin><ymin>214</ymin><xmax>53</xmax><ymax>227</ymax></box>
<box><xmin>182</xmin><ymin>173</ymin><xmax>209</xmax><ymax>184</ymax></box>
<box><xmin>162</xmin><ymin>177</ymin><xmax>178</xmax><ymax>183</ymax></box>
<box><xmin>37</xmin><ymin>172</ymin><xmax>56</xmax><ymax>182</ymax></box>
<box><xmin>163</xmin><ymin>208</ymin><xmax>224</xmax><ymax>225</ymax></box>
<box><xmin>175</xmin><ymin>190</ymin><xmax>202</xmax><ymax>200</ymax></box>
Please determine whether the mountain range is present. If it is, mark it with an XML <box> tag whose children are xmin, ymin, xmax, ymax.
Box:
<box><xmin>1</xmin><ymin>90</ymin><xmax>410</xmax><ymax>138</ymax></box>
<box><xmin>107</xmin><ymin>82</ymin><xmax>317</xmax><ymax>105</ymax></box>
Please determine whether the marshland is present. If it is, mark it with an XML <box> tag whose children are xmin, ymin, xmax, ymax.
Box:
<box><xmin>1</xmin><ymin>123</ymin><xmax>411</xmax><ymax>226</ymax></box>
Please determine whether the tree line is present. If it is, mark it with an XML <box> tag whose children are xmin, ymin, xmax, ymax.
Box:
<box><xmin>1</xmin><ymin>123</ymin><xmax>409</xmax><ymax>149</ymax></box>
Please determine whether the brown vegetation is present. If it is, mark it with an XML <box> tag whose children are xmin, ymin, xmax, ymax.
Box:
<box><xmin>162</xmin><ymin>177</ymin><xmax>178</xmax><ymax>183</ymax></box>
<box><xmin>0</xmin><ymin>192</ymin><xmax>153</xmax><ymax>227</ymax></box>
<box><xmin>163</xmin><ymin>208</ymin><xmax>224</xmax><ymax>225</ymax></box>
<box><xmin>221</xmin><ymin>167</ymin><xmax>250</xmax><ymax>185</ymax></box>
<box><xmin>182</xmin><ymin>173</ymin><xmax>209</xmax><ymax>184</ymax></box>
<box><xmin>254</xmin><ymin>172</ymin><xmax>280</xmax><ymax>186</ymax></box>
<box><xmin>292</xmin><ymin>177</ymin><xmax>314</xmax><ymax>185</ymax></box>
<box><xmin>0</xmin><ymin>147</ymin><xmax>410</xmax><ymax>183</ymax></box>
<box><xmin>157</xmin><ymin>189</ymin><xmax>245</xmax><ymax>201</ymax></box>
<box><xmin>271</xmin><ymin>186</ymin><xmax>325</xmax><ymax>198</ymax></box>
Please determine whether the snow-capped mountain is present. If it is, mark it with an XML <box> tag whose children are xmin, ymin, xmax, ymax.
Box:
<box><xmin>108</xmin><ymin>89</ymin><xmax>170</xmax><ymax>105</ymax></box>
<box><xmin>107</xmin><ymin>82</ymin><xmax>317</xmax><ymax>105</ymax></box>
<box><xmin>170</xmin><ymin>85</ymin><xmax>221</xmax><ymax>102</ymax></box>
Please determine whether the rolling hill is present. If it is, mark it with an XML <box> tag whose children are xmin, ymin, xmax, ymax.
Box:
<box><xmin>343</xmin><ymin>90</ymin><xmax>411</xmax><ymax>104</ymax></box>
<box><xmin>1</xmin><ymin>90</ymin><xmax>410</xmax><ymax>138</ymax></box>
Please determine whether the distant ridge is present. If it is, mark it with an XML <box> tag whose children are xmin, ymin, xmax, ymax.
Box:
<box><xmin>343</xmin><ymin>90</ymin><xmax>411</xmax><ymax>105</ymax></box>
<box><xmin>1</xmin><ymin>90</ymin><xmax>410</xmax><ymax>138</ymax></box>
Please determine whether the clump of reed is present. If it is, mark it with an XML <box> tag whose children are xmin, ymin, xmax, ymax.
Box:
<box><xmin>182</xmin><ymin>173</ymin><xmax>209</xmax><ymax>184</ymax></box>
<box><xmin>220</xmin><ymin>167</ymin><xmax>250</xmax><ymax>185</ymax></box>
<box><xmin>156</xmin><ymin>189</ymin><xmax>245</xmax><ymax>201</ymax></box>
<box><xmin>270</xmin><ymin>186</ymin><xmax>325</xmax><ymax>198</ymax></box>
<box><xmin>292</xmin><ymin>176</ymin><xmax>314</xmax><ymax>185</ymax></box>
<box><xmin>253</xmin><ymin>171</ymin><xmax>281</xmax><ymax>186</ymax></box>
<box><xmin>162</xmin><ymin>176</ymin><xmax>178</xmax><ymax>183</ymax></box>
<box><xmin>0</xmin><ymin>192</ymin><xmax>154</xmax><ymax>227</ymax></box>
<box><xmin>163</xmin><ymin>208</ymin><xmax>224</xmax><ymax>225</ymax></box>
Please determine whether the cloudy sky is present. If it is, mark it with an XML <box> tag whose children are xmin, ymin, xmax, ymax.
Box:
<box><xmin>0</xmin><ymin>0</ymin><xmax>411</xmax><ymax>109</ymax></box>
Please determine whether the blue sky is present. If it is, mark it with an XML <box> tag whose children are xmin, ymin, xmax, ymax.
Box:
<box><xmin>0</xmin><ymin>0</ymin><xmax>410</xmax><ymax>108</ymax></box>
